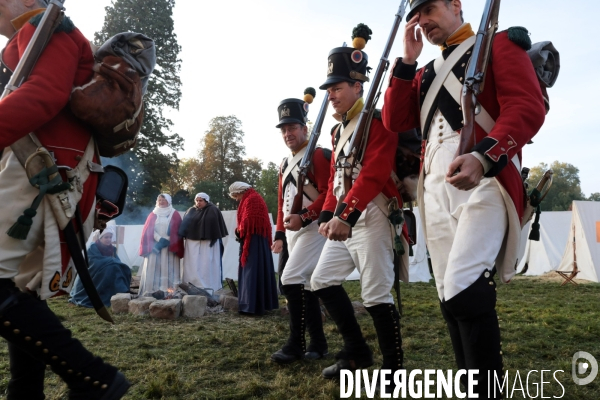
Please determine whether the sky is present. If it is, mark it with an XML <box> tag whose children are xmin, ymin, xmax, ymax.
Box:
<box><xmin>5</xmin><ymin>0</ymin><xmax>598</xmax><ymax>195</ymax></box>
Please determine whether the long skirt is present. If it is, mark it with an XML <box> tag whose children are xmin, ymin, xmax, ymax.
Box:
<box><xmin>138</xmin><ymin>247</ymin><xmax>181</xmax><ymax>295</ymax></box>
<box><xmin>238</xmin><ymin>235</ymin><xmax>279</xmax><ymax>315</ymax></box>
<box><xmin>181</xmin><ymin>239</ymin><xmax>223</xmax><ymax>292</ymax></box>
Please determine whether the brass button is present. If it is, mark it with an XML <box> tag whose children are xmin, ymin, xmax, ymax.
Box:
<box><xmin>25</xmin><ymin>336</ymin><xmax>31</xmax><ymax>341</ymax></box>
<box><xmin>458</xmin><ymin>107</ymin><xmax>462</xmax><ymax>111</ymax></box>
<box><xmin>343</xmin><ymin>213</ymin><xmax>347</xmax><ymax>217</ymax></box>
<box><xmin>439</xmin><ymin>118</ymin><xmax>443</xmax><ymax>122</ymax></box>
<box><xmin>61</xmin><ymin>361</ymin><xmax>67</xmax><ymax>366</ymax></box>
<box><xmin>508</xmin><ymin>141</ymin><xmax>513</xmax><ymax>145</ymax></box>
<box><xmin>461</xmin><ymin>120</ymin><xmax>464</xmax><ymax>124</ymax></box>
<box><xmin>101</xmin><ymin>384</ymin><xmax>108</xmax><ymax>390</ymax></box>
<box><xmin>36</xmin><ymin>341</ymin><xmax>42</xmax><ymax>346</ymax></box>
<box><xmin>84</xmin><ymin>376</ymin><xmax>91</xmax><ymax>382</ymax></box>
<box><xmin>500</xmin><ymin>147</ymin><xmax>506</xmax><ymax>151</ymax></box>
<box><xmin>421</xmin><ymin>92</ymin><xmax>425</xmax><ymax>96</ymax></box>
<box><xmin>500</xmin><ymin>351</ymin><xmax>503</xmax><ymax>355</ymax></box>
<box><xmin>461</xmin><ymin>63</ymin><xmax>465</xmax><ymax>67</ymax></box>
<box><xmin>68</xmin><ymin>369</ymin><xmax>73</xmax><ymax>374</ymax></box>
<box><xmin>459</xmin><ymin>77</ymin><xmax>463</xmax><ymax>82</ymax></box>
<box><xmin>3</xmin><ymin>321</ymin><xmax>10</xmax><ymax>327</ymax></box>
<box><xmin>467</xmin><ymin>51</ymin><xmax>472</xmax><ymax>54</ymax></box>
<box><xmin>439</xmin><ymin>125</ymin><xmax>443</xmax><ymax>129</ymax></box>
<box><xmin>439</xmin><ymin>132</ymin><xmax>443</xmax><ymax>136</ymax></box>
<box><xmin>425</xmin><ymin>69</ymin><xmax>428</xmax><ymax>72</ymax></box>
<box><xmin>348</xmin><ymin>207</ymin><xmax>353</xmax><ymax>211</ymax></box>
<box><xmin>13</xmin><ymin>329</ymin><xmax>19</xmax><ymax>335</ymax></box>
<box><xmin>93</xmin><ymin>381</ymin><xmax>100</xmax><ymax>386</ymax></box>
<box><xmin>352</xmin><ymin>200</ymin><xmax>356</xmax><ymax>204</ymax></box>
<box><xmin>489</xmin><ymin>281</ymin><xmax>494</xmax><ymax>286</ymax></box>
<box><xmin>52</xmin><ymin>356</ymin><xmax>58</xmax><ymax>360</ymax></box>
<box><xmin>43</xmin><ymin>349</ymin><xmax>49</xmax><ymax>354</ymax></box>
<box><xmin>484</xmin><ymin>272</ymin><xmax>490</xmax><ymax>278</ymax></box>
<box><xmin>422</xmin><ymin>79</ymin><xmax>425</xmax><ymax>83</ymax></box>
<box><xmin>438</xmin><ymin>139</ymin><xmax>443</xmax><ymax>144</ymax></box>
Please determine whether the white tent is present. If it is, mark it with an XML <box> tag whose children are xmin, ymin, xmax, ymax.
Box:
<box><xmin>517</xmin><ymin>211</ymin><xmax>572</xmax><ymax>276</ymax></box>
<box><xmin>557</xmin><ymin>201</ymin><xmax>600</xmax><ymax>282</ymax></box>
<box><xmin>346</xmin><ymin>207</ymin><xmax>431</xmax><ymax>283</ymax></box>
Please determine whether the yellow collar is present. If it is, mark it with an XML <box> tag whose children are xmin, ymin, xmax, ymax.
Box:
<box><xmin>291</xmin><ymin>139</ymin><xmax>309</xmax><ymax>156</ymax></box>
<box><xmin>11</xmin><ymin>9</ymin><xmax>45</xmax><ymax>32</ymax></box>
<box><xmin>333</xmin><ymin>97</ymin><xmax>364</xmax><ymax>123</ymax></box>
<box><xmin>440</xmin><ymin>23</ymin><xmax>474</xmax><ymax>51</ymax></box>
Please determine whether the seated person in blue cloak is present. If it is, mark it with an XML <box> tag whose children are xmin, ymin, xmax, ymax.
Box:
<box><xmin>69</xmin><ymin>226</ymin><xmax>132</xmax><ymax>307</ymax></box>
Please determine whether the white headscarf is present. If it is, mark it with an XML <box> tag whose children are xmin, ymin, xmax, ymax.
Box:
<box><xmin>195</xmin><ymin>192</ymin><xmax>210</xmax><ymax>202</ymax></box>
<box><xmin>92</xmin><ymin>225</ymin><xmax>116</xmax><ymax>242</ymax></box>
<box><xmin>153</xmin><ymin>193</ymin><xmax>174</xmax><ymax>217</ymax></box>
<box><xmin>229</xmin><ymin>182</ymin><xmax>252</xmax><ymax>197</ymax></box>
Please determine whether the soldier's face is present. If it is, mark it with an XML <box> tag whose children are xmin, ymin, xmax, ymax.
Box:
<box><xmin>416</xmin><ymin>0</ymin><xmax>462</xmax><ymax>45</ymax></box>
<box><xmin>280</xmin><ymin>123</ymin><xmax>308</xmax><ymax>152</ymax></box>
<box><xmin>326</xmin><ymin>82</ymin><xmax>361</xmax><ymax>115</ymax></box>
<box><xmin>0</xmin><ymin>0</ymin><xmax>28</xmax><ymax>38</ymax></box>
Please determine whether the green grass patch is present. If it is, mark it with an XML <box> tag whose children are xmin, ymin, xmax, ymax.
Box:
<box><xmin>0</xmin><ymin>276</ymin><xmax>598</xmax><ymax>399</ymax></box>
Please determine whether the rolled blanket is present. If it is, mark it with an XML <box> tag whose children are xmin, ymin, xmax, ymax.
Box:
<box><xmin>527</xmin><ymin>41</ymin><xmax>560</xmax><ymax>88</ymax></box>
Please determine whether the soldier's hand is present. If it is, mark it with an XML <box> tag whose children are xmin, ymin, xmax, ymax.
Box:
<box><xmin>446</xmin><ymin>154</ymin><xmax>484</xmax><ymax>191</ymax></box>
<box><xmin>271</xmin><ymin>239</ymin><xmax>283</xmax><ymax>254</ymax></box>
<box><xmin>403</xmin><ymin>14</ymin><xmax>423</xmax><ymax>65</ymax></box>
<box><xmin>318</xmin><ymin>222</ymin><xmax>329</xmax><ymax>237</ymax></box>
<box><xmin>326</xmin><ymin>218</ymin><xmax>351</xmax><ymax>242</ymax></box>
<box><xmin>284</xmin><ymin>214</ymin><xmax>302</xmax><ymax>231</ymax></box>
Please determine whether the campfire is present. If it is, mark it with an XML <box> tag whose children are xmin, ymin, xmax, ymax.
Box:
<box><xmin>142</xmin><ymin>283</ymin><xmax>220</xmax><ymax>306</ymax></box>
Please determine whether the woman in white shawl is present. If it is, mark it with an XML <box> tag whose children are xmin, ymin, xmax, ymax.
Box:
<box><xmin>138</xmin><ymin>193</ymin><xmax>184</xmax><ymax>295</ymax></box>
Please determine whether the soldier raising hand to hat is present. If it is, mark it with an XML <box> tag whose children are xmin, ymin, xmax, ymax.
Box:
<box><xmin>382</xmin><ymin>0</ymin><xmax>546</xmax><ymax>397</ymax></box>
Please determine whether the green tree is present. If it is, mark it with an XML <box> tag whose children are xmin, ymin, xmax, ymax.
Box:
<box><xmin>255</xmin><ymin>162</ymin><xmax>279</xmax><ymax>214</ymax></box>
<box><xmin>243</xmin><ymin>158</ymin><xmax>263</xmax><ymax>187</ymax></box>
<box><xmin>96</xmin><ymin>0</ymin><xmax>183</xmax><ymax>206</ymax></box>
<box><xmin>197</xmin><ymin>116</ymin><xmax>247</xmax><ymax>205</ymax></box>
<box><xmin>588</xmin><ymin>193</ymin><xmax>600</xmax><ymax>202</ymax></box>
<box><xmin>527</xmin><ymin>161</ymin><xmax>585</xmax><ymax>211</ymax></box>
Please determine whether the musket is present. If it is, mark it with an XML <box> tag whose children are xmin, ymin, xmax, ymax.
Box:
<box><xmin>455</xmin><ymin>0</ymin><xmax>501</xmax><ymax>158</ymax></box>
<box><xmin>335</xmin><ymin>0</ymin><xmax>409</xmax><ymax>233</ymax></box>
<box><xmin>4</xmin><ymin>0</ymin><xmax>114</xmax><ymax>323</ymax></box>
<box><xmin>290</xmin><ymin>92</ymin><xmax>329</xmax><ymax>214</ymax></box>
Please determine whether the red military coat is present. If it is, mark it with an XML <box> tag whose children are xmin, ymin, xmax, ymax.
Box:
<box><xmin>318</xmin><ymin>108</ymin><xmax>401</xmax><ymax>227</ymax></box>
<box><xmin>382</xmin><ymin>31</ymin><xmax>546</xmax><ymax>221</ymax></box>
<box><xmin>275</xmin><ymin>147</ymin><xmax>331</xmax><ymax>241</ymax></box>
<box><xmin>0</xmin><ymin>11</ymin><xmax>97</xmax><ymax>296</ymax></box>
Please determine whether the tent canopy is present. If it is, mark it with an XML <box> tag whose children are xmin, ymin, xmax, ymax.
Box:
<box><xmin>518</xmin><ymin>212</ymin><xmax>571</xmax><ymax>276</ymax></box>
<box><xmin>557</xmin><ymin>201</ymin><xmax>600</xmax><ymax>282</ymax></box>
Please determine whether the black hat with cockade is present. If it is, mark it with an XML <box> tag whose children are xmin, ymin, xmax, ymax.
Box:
<box><xmin>319</xmin><ymin>23</ymin><xmax>372</xmax><ymax>90</ymax></box>
<box><xmin>406</xmin><ymin>0</ymin><xmax>435</xmax><ymax>22</ymax></box>
<box><xmin>276</xmin><ymin>88</ymin><xmax>316</xmax><ymax>128</ymax></box>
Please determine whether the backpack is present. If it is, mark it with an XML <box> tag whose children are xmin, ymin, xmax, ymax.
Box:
<box><xmin>70</xmin><ymin>33</ymin><xmax>156</xmax><ymax>157</ymax></box>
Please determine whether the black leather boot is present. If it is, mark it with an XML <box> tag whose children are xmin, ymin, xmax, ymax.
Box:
<box><xmin>304</xmin><ymin>289</ymin><xmax>328</xmax><ymax>360</ymax></box>
<box><xmin>0</xmin><ymin>280</ymin><xmax>130</xmax><ymax>400</ymax></box>
<box><xmin>314</xmin><ymin>285</ymin><xmax>372</xmax><ymax>379</ymax></box>
<box><xmin>443</xmin><ymin>270</ymin><xmax>503</xmax><ymax>399</ymax></box>
<box><xmin>367</xmin><ymin>303</ymin><xmax>403</xmax><ymax>395</ymax></box>
<box><xmin>271</xmin><ymin>284</ymin><xmax>306</xmax><ymax>364</ymax></box>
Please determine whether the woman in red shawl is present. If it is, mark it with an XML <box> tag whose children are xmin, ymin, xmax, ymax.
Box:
<box><xmin>229</xmin><ymin>182</ymin><xmax>279</xmax><ymax>315</ymax></box>
<box><xmin>138</xmin><ymin>193</ymin><xmax>184</xmax><ymax>295</ymax></box>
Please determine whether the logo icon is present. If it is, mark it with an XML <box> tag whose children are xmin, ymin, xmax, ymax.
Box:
<box><xmin>572</xmin><ymin>351</ymin><xmax>598</xmax><ymax>385</ymax></box>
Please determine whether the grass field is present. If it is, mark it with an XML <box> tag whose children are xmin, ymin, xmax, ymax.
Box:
<box><xmin>0</xmin><ymin>276</ymin><xmax>598</xmax><ymax>399</ymax></box>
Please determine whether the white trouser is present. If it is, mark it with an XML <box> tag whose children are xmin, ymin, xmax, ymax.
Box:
<box><xmin>280</xmin><ymin>222</ymin><xmax>326</xmax><ymax>286</ymax></box>
<box><xmin>311</xmin><ymin>202</ymin><xmax>395</xmax><ymax>307</ymax></box>
<box><xmin>423</xmin><ymin>131</ymin><xmax>507</xmax><ymax>302</ymax></box>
